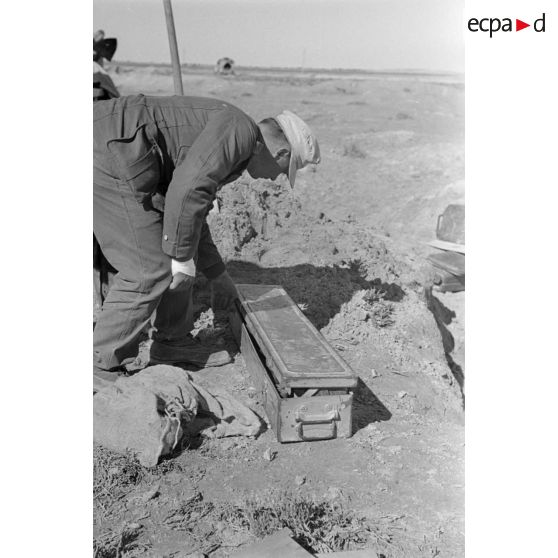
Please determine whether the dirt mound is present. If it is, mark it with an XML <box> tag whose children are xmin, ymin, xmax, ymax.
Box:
<box><xmin>208</xmin><ymin>176</ymin><xmax>463</xmax><ymax>417</ymax></box>
<box><xmin>208</xmin><ymin>176</ymin><xmax>300</xmax><ymax>256</ymax></box>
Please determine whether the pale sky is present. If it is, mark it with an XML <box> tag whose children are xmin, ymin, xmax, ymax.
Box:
<box><xmin>93</xmin><ymin>0</ymin><xmax>465</xmax><ymax>72</ymax></box>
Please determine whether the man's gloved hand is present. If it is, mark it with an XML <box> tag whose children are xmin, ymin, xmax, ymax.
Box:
<box><xmin>210</xmin><ymin>270</ymin><xmax>239</xmax><ymax>311</ymax></box>
<box><xmin>170</xmin><ymin>258</ymin><xmax>196</xmax><ymax>291</ymax></box>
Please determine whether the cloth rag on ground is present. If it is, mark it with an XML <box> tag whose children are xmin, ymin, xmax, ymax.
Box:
<box><xmin>93</xmin><ymin>365</ymin><xmax>262</xmax><ymax>467</ymax></box>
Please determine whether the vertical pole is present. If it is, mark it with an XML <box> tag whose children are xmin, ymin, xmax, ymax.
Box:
<box><xmin>163</xmin><ymin>0</ymin><xmax>184</xmax><ymax>95</ymax></box>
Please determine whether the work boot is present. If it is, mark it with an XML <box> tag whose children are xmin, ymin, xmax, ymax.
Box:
<box><xmin>149</xmin><ymin>336</ymin><xmax>232</xmax><ymax>368</ymax></box>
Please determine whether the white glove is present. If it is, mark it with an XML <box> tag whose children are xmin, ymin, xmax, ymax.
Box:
<box><xmin>171</xmin><ymin>258</ymin><xmax>196</xmax><ymax>278</ymax></box>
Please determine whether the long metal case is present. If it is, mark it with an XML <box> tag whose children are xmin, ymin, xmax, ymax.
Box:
<box><xmin>230</xmin><ymin>284</ymin><xmax>357</xmax><ymax>443</ymax></box>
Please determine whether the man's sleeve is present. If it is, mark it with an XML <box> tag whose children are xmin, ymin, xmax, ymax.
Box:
<box><xmin>162</xmin><ymin>109</ymin><xmax>257</xmax><ymax>260</ymax></box>
<box><xmin>197</xmin><ymin>220</ymin><xmax>226</xmax><ymax>280</ymax></box>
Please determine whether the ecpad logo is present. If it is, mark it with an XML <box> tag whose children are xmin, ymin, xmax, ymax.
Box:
<box><xmin>468</xmin><ymin>13</ymin><xmax>546</xmax><ymax>37</ymax></box>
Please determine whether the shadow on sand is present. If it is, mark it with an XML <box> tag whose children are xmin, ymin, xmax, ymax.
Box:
<box><xmin>222</xmin><ymin>259</ymin><xmax>404</xmax><ymax>330</ymax></box>
<box><xmin>352</xmin><ymin>377</ymin><xmax>392</xmax><ymax>432</ymax></box>
<box><xmin>425</xmin><ymin>286</ymin><xmax>464</xmax><ymax>402</ymax></box>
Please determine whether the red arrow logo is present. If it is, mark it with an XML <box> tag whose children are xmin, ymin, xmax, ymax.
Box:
<box><xmin>516</xmin><ymin>19</ymin><xmax>530</xmax><ymax>31</ymax></box>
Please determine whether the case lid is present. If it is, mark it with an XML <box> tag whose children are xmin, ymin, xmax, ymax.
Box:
<box><xmin>236</xmin><ymin>284</ymin><xmax>357</xmax><ymax>390</ymax></box>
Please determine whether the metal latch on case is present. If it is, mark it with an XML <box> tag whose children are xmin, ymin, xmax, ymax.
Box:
<box><xmin>295</xmin><ymin>405</ymin><xmax>340</xmax><ymax>441</ymax></box>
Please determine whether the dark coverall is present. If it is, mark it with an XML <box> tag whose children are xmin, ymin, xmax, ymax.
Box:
<box><xmin>93</xmin><ymin>95</ymin><xmax>259</xmax><ymax>371</ymax></box>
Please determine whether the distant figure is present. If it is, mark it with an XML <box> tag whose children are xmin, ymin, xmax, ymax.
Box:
<box><xmin>93</xmin><ymin>29</ymin><xmax>119</xmax><ymax>100</ymax></box>
<box><xmin>215</xmin><ymin>57</ymin><xmax>235</xmax><ymax>76</ymax></box>
<box><xmin>93</xmin><ymin>29</ymin><xmax>117</xmax><ymax>68</ymax></box>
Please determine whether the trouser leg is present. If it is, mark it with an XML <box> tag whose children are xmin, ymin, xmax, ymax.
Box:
<box><xmin>93</xmin><ymin>181</ymin><xmax>173</xmax><ymax>371</ymax></box>
<box><xmin>152</xmin><ymin>280</ymin><xmax>195</xmax><ymax>345</ymax></box>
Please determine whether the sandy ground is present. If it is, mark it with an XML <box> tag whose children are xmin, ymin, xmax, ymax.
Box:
<box><xmin>94</xmin><ymin>63</ymin><xmax>465</xmax><ymax>557</ymax></box>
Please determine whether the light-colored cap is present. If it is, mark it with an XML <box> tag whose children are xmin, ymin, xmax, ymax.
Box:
<box><xmin>275</xmin><ymin>110</ymin><xmax>320</xmax><ymax>187</ymax></box>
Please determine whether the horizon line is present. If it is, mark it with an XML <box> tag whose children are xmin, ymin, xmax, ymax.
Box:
<box><xmin>111</xmin><ymin>59</ymin><xmax>465</xmax><ymax>78</ymax></box>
